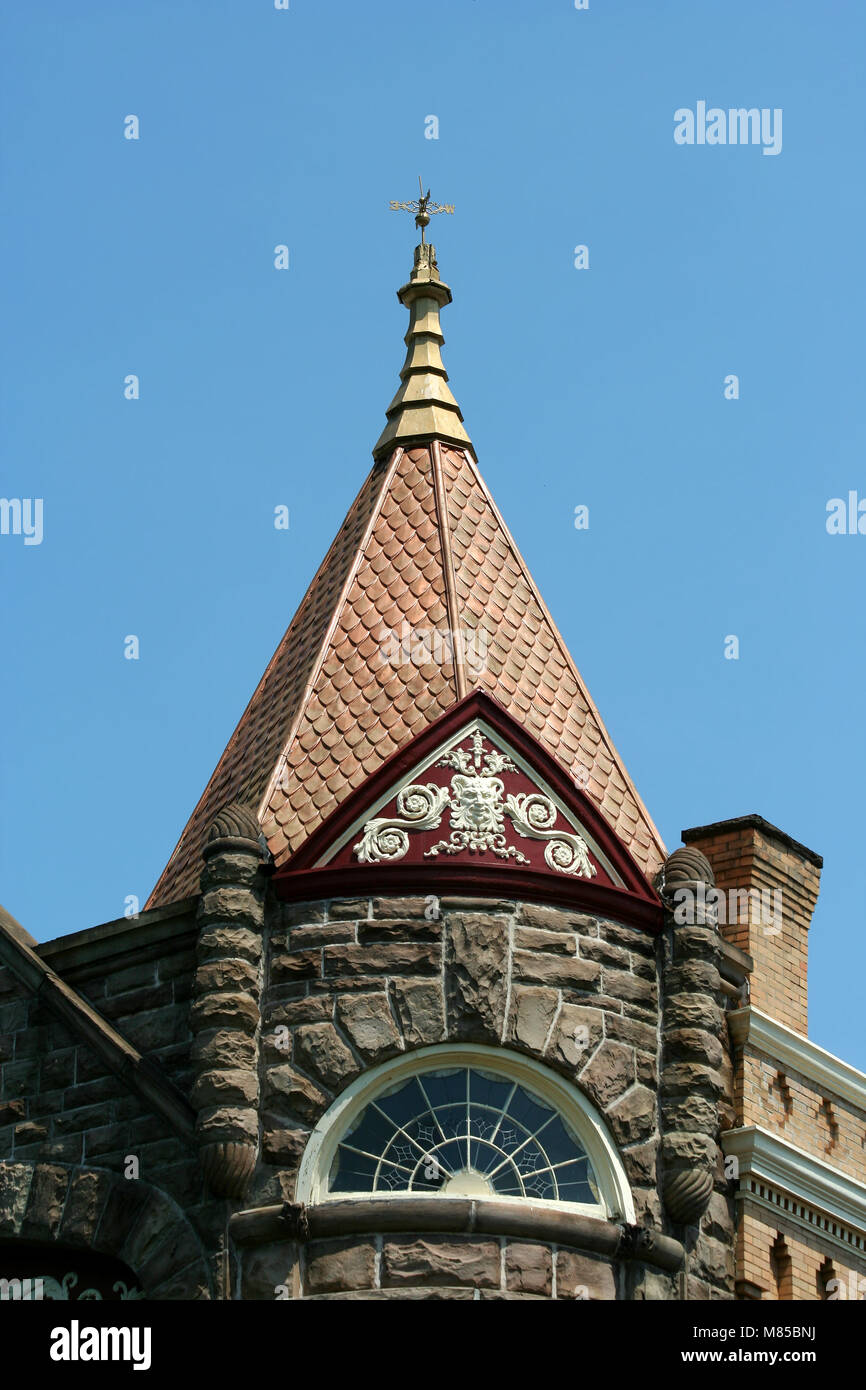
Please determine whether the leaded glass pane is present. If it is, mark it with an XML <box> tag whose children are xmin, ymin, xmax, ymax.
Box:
<box><xmin>327</xmin><ymin>1065</ymin><xmax>601</xmax><ymax>1206</ymax></box>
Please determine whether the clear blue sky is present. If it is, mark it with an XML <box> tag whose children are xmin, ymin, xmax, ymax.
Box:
<box><xmin>2</xmin><ymin>1</ymin><xmax>864</xmax><ymax>1069</ymax></box>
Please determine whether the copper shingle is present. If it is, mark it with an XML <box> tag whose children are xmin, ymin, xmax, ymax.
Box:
<box><xmin>147</xmin><ymin>246</ymin><xmax>665</xmax><ymax>909</ymax></box>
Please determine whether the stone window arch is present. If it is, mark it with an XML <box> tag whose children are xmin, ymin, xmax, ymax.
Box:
<box><xmin>295</xmin><ymin>1043</ymin><xmax>634</xmax><ymax>1223</ymax></box>
<box><xmin>0</xmin><ymin>1162</ymin><xmax>211</xmax><ymax>1301</ymax></box>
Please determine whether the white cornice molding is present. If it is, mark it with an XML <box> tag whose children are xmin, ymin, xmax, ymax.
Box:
<box><xmin>722</xmin><ymin>1125</ymin><xmax>866</xmax><ymax>1242</ymax></box>
<box><xmin>727</xmin><ymin>1007</ymin><xmax>866</xmax><ymax>1112</ymax></box>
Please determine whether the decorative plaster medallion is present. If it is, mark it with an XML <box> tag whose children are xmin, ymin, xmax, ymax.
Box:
<box><xmin>353</xmin><ymin>730</ymin><xmax>596</xmax><ymax>878</ymax></box>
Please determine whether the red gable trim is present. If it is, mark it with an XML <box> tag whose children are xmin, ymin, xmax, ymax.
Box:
<box><xmin>273</xmin><ymin>690</ymin><xmax>662</xmax><ymax>932</ymax></box>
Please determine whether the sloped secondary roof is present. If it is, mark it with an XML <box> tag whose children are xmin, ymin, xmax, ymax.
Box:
<box><xmin>147</xmin><ymin>241</ymin><xmax>665</xmax><ymax>907</ymax></box>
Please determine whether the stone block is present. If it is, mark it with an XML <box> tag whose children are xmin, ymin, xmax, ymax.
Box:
<box><xmin>59</xmin><ymin>1169</ymin><xmax>112</xmax><ymax>1246</ymax></box>
<box><xmin>702</xmin><ymin>1191</ymin><xmax>735</xmax><ymax>1244</ymax></box>
<box><xmin>660</xmin><ymin>1063</ymin><xmax>725</xmax><ymax>1098</ymax></box>
<box><xmin>513</xmin><ymin>951</ymin><xmax>600</xmax><ymax>992</ymax></box>
<box><xmin>381</xmin><ymin>1236</ymin><xmax>500</xmax><ymax>1289</ymax></box>
<box><xmin>288</xmin><ymin>925</ymin><xmax>355</xmax><ymax>948</ymax></box>
<box><xmin>597</xmin><ymin>920</ymin><xmax>655</xmax><ymax>956</ymax></box>
<box><xmin>198</xmin><ymin>885</ymin><xmax>264</xmax><ymax>926</ymax></box>
<box><xmin>556</xmin><ymin>1250</ymin><xmax>616</xmax><ymax>1300</ymax></box>
<box><xmin>663</xmin><ymin>992</ymin><xmax>723</xmax><ymax>1033</ymax></box>
<box><xmin>663</xmin><ymin>1028</ymin><xmax>724</xmax><ymax>1069</ymax></box>
<box><xmin>606</xmin><ymin>1085</ymin><xmax>656</xmax><ymax>1145</ymax></box>
<box><xmin>505</xmin><ymin>1242</ymin><xmax>552</xmax><ymax>1296</ymax></box>
<box><xmin>519</xmin><ymin>904</ymin><xmax>588</xmax><ymax>933</ymax></box>
<box><xmin>122</xmin><ymin>1006</ymin><xmax>188</xmax><ymax>1053</ymax></box>
<box><xmin>388</xmin><ymin>980</ymin><xmax>445</xmax><ymax>1047</ymax></box>
<box><xmin>190</xmin><ymin>993</ymin><xmax>259</xmax><ymax>1035</ymax></box>
<box><xmin>262</xmin><ymin>1125</ymin><xmax>309</xmax><ymax>1168</ymax></box>
<box><xmin>327</xmin><ymin>899</ymin><xmax>370</xmax><ymax>921</ymax></box>
<box><xmin>445</xmin><ymin>915</ymin><xmax>509</xmax><ymax>1041</ymax></box>
<box><xmin>635</xmin><ymin>1052</ymin><xmax>658</xmax><ymax>1087</ymax></box>
<box><xmin>191</xmin><ymin>1029</ymin><xmax>257</xmax><ymax>1070</ymax></box>
<box><xmin>372</xmin><ymin>897</ymin><xmax>431</xmax><ymax>919</ymax></box>
<box><xmin>0</xmin><ymin>1161</ymin><xmax>33</xmax><ymax>1235</ymax></box>
<box><xmin>602</xmin><ymin>969</ymin><xmax>658</xmax><ymax>1010</ymax></box>
<box><xmin>195</xmin><ymin>1105</ymin><xmax>259</xmax><ymax>1146</ymax></box>
<box><xmin>54</xmin><ymin>1104</ymin><xmax>108</xmax><ymax>1136</ymax></box>
<box><xmin>193</xmin><ymin>959</ymin><xmax>259</xmax><ymax>996</ymax></box>
<box><xmin>513</xmin><ymin>927</ymin><xmax>575</xmax><ymax>955</ymax></box>
<box><xmin>292</xmin><ymin>1023</ymin><xmax>360</xmax><ymax>1092</ymax></box>
<box><xmin>280</xmin><ymin>901</ymin><xmax>326</xmax><ymax>928</ymax></box>
<box><xmin>85</xmin><ymin>1124</ymin><xmax>129</xmax><ymax>1159</ymax></box>
<box><xmin>197</xmin><ymin>927</ymin><xmax>262</xmax><ymax>965</ymax></box>
<box><xmin>2</xmin><ymin>1062</ymin><xmax>38</xmax><ymax>1099</ymax></box>
<box><xmin>621</xmin><ymin>1137</ymin><xmax>659</xmax><ymax>1186</ymax></box>
<box><xmin>263</xmin><ymin>996</ymin><xmax>333</xmax><ymax>1030</ymax></box>
<box><xmin>506</xmin><ymin>985</ymin><xmax>559</xmax><ymax>1054</ymax></box>
<box><xmin>139</xmin><ymin>1222</ymin><xmax>204</xmax><ymax>1293</ymax></box>
<box><xmin>99</xmin><ymin>984</ymin><xmax>173</xmax><ymax>1020</ymax></box>
<box><xmin>660</xmin><ymin>1093</ymin><xmax>719</xmax><ymax>1134</ymax></box>
<box><xmin>578</xmin><ymin>1040</ymin><xmax>634</xmax><ymax>1108</ymax></box>
<box><xmin>0</xmin><ymin>1000</ymin><xmax>27</xmax><ymax>1033</ymax></box>
<box><xmin>323</xmin><ymin>943</ymin><xmax>439</xmax><ymax>978</ymax></box>
<box><xmin>106</xmin><ymin>961</ymin><xmax>159</xmax><ymax>994</ymax></box>
<box><xmin>665</xmin><ymin>962</ymin><xmax>720</xmax><ymax>996</ymax></box>
<box><xmin>690</xmin><ymin>1235</ymin><xmax>733</xmax><ymax>1287</ymax></box>
<box><xmin>359</xmin><ymin>920</ymin><xmax>442</xmax><ymax>943</ymax></box>
<box><xmin>20</xmin><ymin>1163</ymin><xmax>69</xmax><ymax>1239</ymax></box>
<box><xmin>631</xmin><ymin>1187</ymin><xmax>663</xmax><ymax>1228</ymax></box>
<box><xmin>549</xmin><ymin>1004</ymin><xmax>604</xmax><ymax>1071</ymax></box>
<box><xmin>336</xmin><ymin>993</ymin><xmax>402</xmax><ymax>1063</ymax></box>
<box><xmin>604</xmin><ymin>1013</ymin><xmax>658</xmax><ymax>1053</ymax></box>
<box><xmin>304</xmin><ymin>1238</ymin><xmax>377</xmax><ymax>1294</ymax></box>
<box><xmin>265</xmin><ymin>1066</ymin><xmax>330</xmax><ymax>1124</ymax></box>
<box><xmin>577</xmin><ymin>937</ymin><xmax>630</xmax><ymax>969</ymax></box>
<box><xmin>40</xmin><ymin>1049</ymin><xmax>77</xmax><ymax>1090</ymax></box>
<box><xmin>192</xmin><ymin>1068</ymin><xmax>259</xmax><ymax>1109</ymax></box>
<box><xmin>270</xmin><ymin>951</ymin><xmax>321</xmax><ymax>983</ymax></box>
<box><xmin>661</xmin><ymin>1132</ymin><xmax>716</xmax><ymax>1166</ymax></box>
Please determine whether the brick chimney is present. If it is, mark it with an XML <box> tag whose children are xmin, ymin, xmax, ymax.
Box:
<box><xmin>680</xmin><ymin>815</ymin><xmax>822</xmax><ymax>1037</ymax></box>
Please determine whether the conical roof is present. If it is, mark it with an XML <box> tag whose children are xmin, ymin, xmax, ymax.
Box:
<box><xmin>147</xmin><ymin>241</ymin><xmax>665</xmax><ymax>908</ymax></box>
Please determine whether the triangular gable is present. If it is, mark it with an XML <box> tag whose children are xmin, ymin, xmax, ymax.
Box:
<box><xmin>278</xmin><ymin>692</ymin><xmax>661</xmax><ymax>932</ymax></box>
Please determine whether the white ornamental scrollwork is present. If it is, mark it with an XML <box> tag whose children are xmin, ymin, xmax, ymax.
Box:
<box><xmin>424</xmin><ymin>731</ymin><xmax>529</xmax><ymax>862</ymax></box>
<box><xmin>353</xmin><ymin>784</ymin><xmax>450</xmax><ymax>863</ymax></box>
<box><xmin>505</xmin><ymin>792</ymin><xmax>597</xmax><ymax>879</ymax></box>
<box><xmin>352</xmin><ymin>733</ymin><xmax>597</xmax><ymax>879</ymax></box>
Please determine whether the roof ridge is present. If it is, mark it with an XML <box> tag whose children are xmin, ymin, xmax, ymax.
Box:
<box><xmin>430</xmin><ymin>439</ymin><xmax>468</xmax><ymax>700</ymax></box>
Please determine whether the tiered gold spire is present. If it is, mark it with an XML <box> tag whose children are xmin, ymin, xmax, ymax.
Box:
<box><xmin>373</xmin><ymin>216</ymin><xmax>473</xmax><ymax>461</ymax></box>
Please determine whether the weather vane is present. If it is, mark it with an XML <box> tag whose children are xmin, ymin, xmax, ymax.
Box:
<box><xmin>390</xmin><ymin>176</ymin><xmax>454</xmax><ymax>244</ymax></box>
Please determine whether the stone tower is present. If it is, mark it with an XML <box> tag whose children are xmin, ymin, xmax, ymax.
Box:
<box><xmin>1</xmin><ymin>230</ymin><xmax>864</xmax><ymax>1304</ymax></box>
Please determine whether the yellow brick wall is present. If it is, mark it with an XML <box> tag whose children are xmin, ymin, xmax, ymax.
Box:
<box><xmin>684</xmin><ymin>821</ymin><xmax>820</xmax><ymax>1036</ymax></box>
<box><xmin>737</xmin><ymin>1207</ymin><xmax>866</xmax><ymax>1300</ymax></box>
<box><xmin>737</xmin><ymin>1049</ymin><xmax>866</xmax><ymax>1186</ymax></box>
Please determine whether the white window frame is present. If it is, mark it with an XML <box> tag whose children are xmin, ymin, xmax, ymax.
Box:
<box><xmin>296</xmin><ymin>1042</ymin><xmax>635</xmax><ymax>1223</ymax></box>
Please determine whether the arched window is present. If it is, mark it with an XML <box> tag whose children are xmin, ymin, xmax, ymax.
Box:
<box><xmin>296</xmin><ymin>1044</ymin><xmax>634</xmax><ymax>1222</ymax></box>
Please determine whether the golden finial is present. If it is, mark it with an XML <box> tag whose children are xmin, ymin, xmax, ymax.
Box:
<box><xmin>390</xmin><ymin>176</ymin><xmax>455</xmax><ymax>244</ymax></box>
